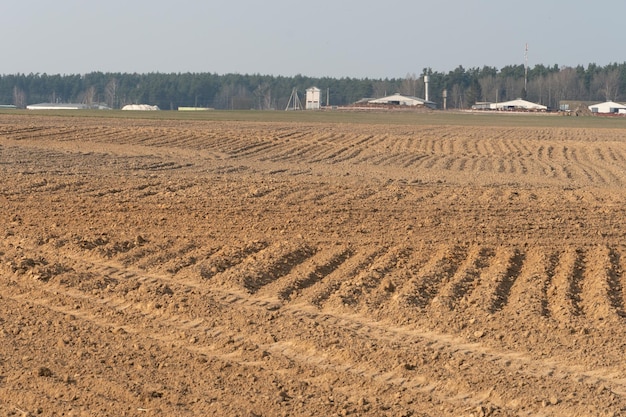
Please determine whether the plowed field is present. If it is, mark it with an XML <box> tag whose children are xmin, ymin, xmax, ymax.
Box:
<box><xmin>1</xmin><ymin>112</ymin><xmax>626</xmax><ymax>416</ymax></box>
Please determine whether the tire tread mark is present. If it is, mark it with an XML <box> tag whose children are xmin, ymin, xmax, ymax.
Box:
<box><xmin>489</xmin><ymin>249</ymin><xmax>526</xmax><ymax>313</ymax></box>
<box><xmin>437</xmin><ymin>246</ymin><xmax>495</xmax><ymax>311</ymax></box>
<box><xmin>277</xmin><ymin>247</ymin><xmax>354</xmax><ymax>301</ymax></box>
<box><xmin>218</xmin><ymin>242</ymin><xmax>317</xmax><ymax>294</ymax></box>
<box><xmin>500</xmin><ymin>248</ymin><xmax>549</xmax><ymax>318</ymax></box>
<box><xmin>582</xmin><ymin>246</ymin><xmax>623</xmax><ymax>322</ymax></box>
<box><xmin>308</xmin><ymin>248</ymin><xmax>385</xmax><ymax>308</ymax></box>
<box><xmin>547</xmin><ymin>248</ymin><xmax>581</xmax><ymax>323</ymax></box>
<box><xmin>3</xmin><ymin>252</ymin><xmax>626</xmax><ymax>413</ymax></box>
<box><xmin>400</xmin><ymin>245</ymin><xmax>467</xmax><ymax>309</ymax></box>
<box><xmin>569</xmin><ymin>249</ymin><xmax>586</xmax><ymax>316</ymax></box>
<box><xmin>608</xmin><ymin>247</ymin><xmax>626</xmax><ymax>317</ymax></box>
<box><xmin>198</xmin><ymin>241</ymin><xmax>268</xmax><ymax>280</ymax></box>
<box><xmin>541</xmin><ymin>252</ymin><xmax>561</xmax><ymax>317</ymax></box>
<box><xmin>325</xmin><ymin>246</ymin><xmax>408</xmax><ymax>308</ymax></box>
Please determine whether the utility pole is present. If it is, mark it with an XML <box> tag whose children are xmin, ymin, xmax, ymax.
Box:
<box><xmin>524</xmin><ymin>43</ymin><xmax>528</xmax><ymax>93</ymax></box>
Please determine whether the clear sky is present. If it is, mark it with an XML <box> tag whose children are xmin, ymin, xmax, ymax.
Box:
<box><xmin>2</xmin><ymin>0</ymin><xmax>624</xmax><ymax>78</ymax></box>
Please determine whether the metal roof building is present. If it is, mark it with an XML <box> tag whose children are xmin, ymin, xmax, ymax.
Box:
<box><xmin>491</xmin><ymin>99</ymin><xmax>547</xmax><ymax>111</ymax></box>
<box><xmin>122</xmin><ymin>104</ymin><xmax>160</xmax><ymax>111</ymax></box>
<box><xmin>26</xmin><ymin>103</ymin><xmax>110</xmax><ymax>110</ymax></box>
<box><xmin>588</xmin><ymin>101</ymin><xmax>626</xmax><ymax>114</ymax></box>
<box><xmin>368</xmin><ymin>93</ymin><xmax>436</xmax><ymax>109</ymax></box>
<box><xmin>472</xmin><ymin>99</ymin><xmax>548</xmax><ymax>111</ymax></box>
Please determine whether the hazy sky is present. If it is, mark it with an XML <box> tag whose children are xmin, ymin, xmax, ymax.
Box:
<box><xmin>3</xmin><ymin>0</ymin><xmax>624</xmax><ymax>78</ymax></box>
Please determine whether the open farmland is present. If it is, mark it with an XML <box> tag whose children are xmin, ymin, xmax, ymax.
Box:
<box><xmin>1</xmin><ymin>111</ymin><xmax>626</xmax><ymax>416</ymax></box>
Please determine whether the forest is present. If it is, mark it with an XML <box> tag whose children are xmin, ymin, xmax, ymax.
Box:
<box><xmin>1</xmin><ymin>62</ymin><xmax>625</xmax><ymax>111</ymax></box>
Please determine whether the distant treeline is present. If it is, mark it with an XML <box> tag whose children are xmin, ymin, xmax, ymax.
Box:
<box><xmin>2</xmin><ymin>62</ymin><xmax>625</xmax><ymax>110</ymax></box>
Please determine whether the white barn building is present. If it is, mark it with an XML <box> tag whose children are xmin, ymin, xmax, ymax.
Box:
<box><xmin>368</xmin><ymin>93</ymin><xmax>436</xmax><ymax>109</ymax></box>
<box><xmin>588</xmin><ymin>101</ymin><xmax>626</xmax><ymax>114</ymax></box>
<box><xmin>306</xmin><ymin>87</ymin><xmax>321</xmax><ymax>110</ymax></box>
<box><xmin>491</xmin><ymin>99</ymin><xmax>547</xmax><ymax>111</ymax></box>
<box><xmin>27</xmin><ymin>102</ymin><xmax>109</xmax><ymax>110</ymax></box>
<box><xmin>122</xmin><ymin>104</ymin><xmax>160</xmax><ymax>111</ymax></box>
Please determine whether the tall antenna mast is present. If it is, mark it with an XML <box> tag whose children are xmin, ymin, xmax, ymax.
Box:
<box><xmin>524</xmin><ymin>43</ymin><xmax>528</xmax><ymax>93</ymax></box>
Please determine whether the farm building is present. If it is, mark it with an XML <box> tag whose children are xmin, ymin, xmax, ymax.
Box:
<box><xmin>588</xmin><ymin>101</ymin><xmax>626</xmax><ymax>114</ymax></box>
<box><xmin>558</xmin><ymin>101</ymin><xmax>592</xmax><ymax>113</ymax></box>
<box><xmin>178</xmin><ymin>107</ymin><xmax>214</xmax><ymax>111</ymax></box>
<box><xmin>122</xmin><ymin>104</ymin><xmax>160</xmax><ymax>111</ymax></box>
<box><xmin>306</xmin><ymin>87</ymin><xmax>321</xmax><ymax>110</ymax></box>
<box><xmin>473</xmin><ymin>99</ymin><xmax>547</xmax><ymax>111</ymax></box>
<box><xmin>27</xmin><ymin>103</ymin><xmax>110</xmax><ymax>110</ymax></box>
<box><xmin>492</xmin><ymin>99</ymin><xmax>547</xmax><ymax>111</ymax></box>
<box><xmin>368</xmin><ymin>93</ymin><xmax>436</xmax><ymax>109</ymax></box>
<box><xmin>471</xmin><ymin>102</ymin><xmax>493</xmax><ymax>110</ymax></box>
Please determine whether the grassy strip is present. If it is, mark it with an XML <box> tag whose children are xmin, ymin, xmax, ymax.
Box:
<box><xmin>2</xmin><ymin>108</ymin><xmax>626</xmax><ymax>128</ymax></box>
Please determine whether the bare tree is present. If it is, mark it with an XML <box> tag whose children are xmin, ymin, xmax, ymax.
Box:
<box><xmin>528</xmin><ymin>76</ymin><xmax>546</xmax><ymax>105</ymax></box>
<box><xmin>372</xmin><ymin>80</ymin><xmax>390</xmax><ymax>98</ymax></box>
<box><xmin>253</xmin><ymin>83</ymin><xmax>272</xmax><ymax>110</ymax></box>
<box><xmin>503</xmin><ymin>76</ymin><xmax>524</xmax><ymax>101</ymax></box>
<box><xmin>80</xmin><ymin>86</ymin><xmax>97</xmax><ymax>104</ymax></box>
<box><xmin>216</xmin><ymin>84</ymin><xmax>252</xmax><ymax>110</ymax></box>
<box><xmin>105</xmin><ymin>78</ymin><xmax>119</xmax><ymax>109</ymax></box>
<box><xmin>401</xmin><ymin>73</ymin><xmax>418</xmax><ymax>96</ymax></box>
<box><xmin>561</xmin><ymin>67</ymin><xmax>583</xmax><ymax>100</ymax></box>
<box><xmin>478</xmin><ymin>75</ymin><xmax>498</xmax><ymax>102</ymax></box>
<box><xmin>593</xmin><ymin>69</ymin><xmax>620</xmax><ymax>101</ymax></box>
<box><xmin>13</xmin><ymin>86</ymin><xmax>26</xmax><ymax>108</ymax></box>
<box><xmin>544</xmin><ymin>67</ymin><xmax>583</xmax><ymax>108</ymax></box>
<box><xmin>451</xmin><ymin>84</ymin><xmax>464</xmax><ymax>109</ymax></box>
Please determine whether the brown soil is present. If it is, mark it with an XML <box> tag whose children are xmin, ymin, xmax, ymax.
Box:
<box><xmin>1</xmin><ymin>114</ymin><xmax>626</xmax><ymax>416</ymax></box>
